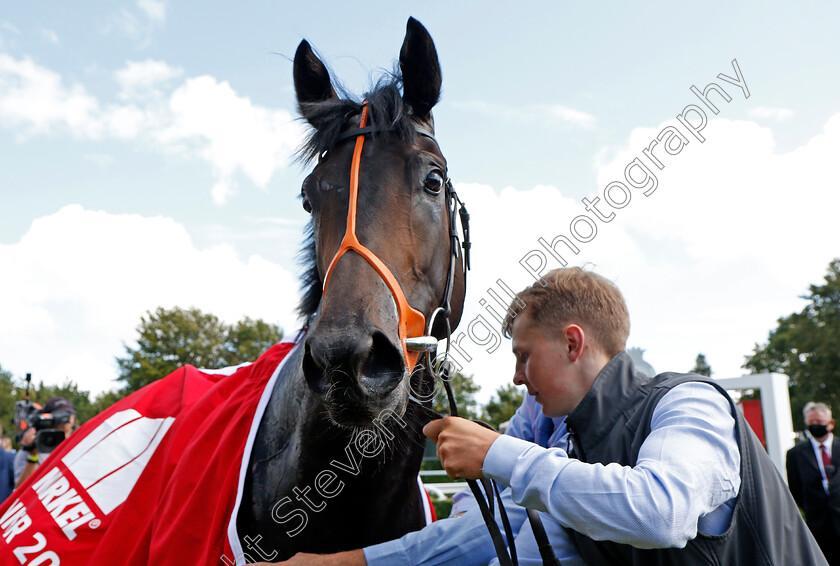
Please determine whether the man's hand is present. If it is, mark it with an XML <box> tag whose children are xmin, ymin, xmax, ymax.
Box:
<box><xmin>20</xmin><ymin>427</ymin><xmax>36</xmax><ymax>453</ymax></box>
<box><xmin>247</xmin><ymin>549</ymin><xmax>366</xmax><ymax>565</ymax></box>
<box><xmin>423</xmin><ymin>417</ymin><xmax>501</xmax><ymax>480</ymax></box>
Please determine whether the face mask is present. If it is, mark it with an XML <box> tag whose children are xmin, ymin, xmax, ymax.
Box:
<box><xmin>808</xmin><ymin>424</ymin><xmax>830</xmax><ymax>438</ymax></box>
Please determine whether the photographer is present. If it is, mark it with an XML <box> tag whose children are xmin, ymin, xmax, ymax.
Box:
<box><xmin>13</xmin><ymin>397</ymin><xmax>76</xmax><ymax>487</ymax></box>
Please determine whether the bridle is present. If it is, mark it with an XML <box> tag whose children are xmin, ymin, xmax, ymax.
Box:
<box><xmin>321</xmin><ymin>102</ymin><xmax>470</xmax><ymax>372</ymax></box>
<box><xmin>319</xmin><ymin>102</ymin><xmax>559</xmax><ymax>566</ymax></box>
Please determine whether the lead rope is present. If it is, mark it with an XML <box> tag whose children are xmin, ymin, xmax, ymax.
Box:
<box><xmin>527</xmin><ymin>508</ymin><xmax>563</xmax><ymax>566</ymax></box>
<box><xmin>425</xmin><ymin>186</ymin><xmax>561</xmax><ymax>566</ymax></box>
<box><xmin>413</xmin><ymin>180</ymin><xmax>518</xmax><ymax>566</ymax></box>
<box><xmin>430</xmin><ymin>372</ymin><xmax>564</xmax><ymax>566</ymax></box>
<box><xmin>423</xmin><ymin>189</ymin><xmax>561</xmax><ymax>565</ymax></box>
<box><xmin>415</xmin><ymin>161</ymin><xmax>559</xmax><ymax>566</ymax></box>
<box><xmin>415</xmin><ymin>367</ymin><xmax>518</xmax><ymax>566</ymax></box>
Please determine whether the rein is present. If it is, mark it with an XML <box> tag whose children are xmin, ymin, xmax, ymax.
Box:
<box><xmin>321</xmin><ymin>102</ymin><xmax>559</xmax><ymax>566</ymax></box>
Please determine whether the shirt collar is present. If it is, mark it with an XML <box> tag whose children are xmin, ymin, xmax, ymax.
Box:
<box><xmin>809</xmin><ymin>432</ymin><xmax>834</xmax><ymax>450</ymax></box>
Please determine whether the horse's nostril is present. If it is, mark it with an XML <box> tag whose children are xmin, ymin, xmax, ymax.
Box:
<box><xmin>302</xmin><ymin>343</ymin><xmax>329</xmax><ymax>396</ymax></box>
<box><xmin>360</xmin><ymin>332</ymin><xmax>405</xmax><ymax>395</ymax></box>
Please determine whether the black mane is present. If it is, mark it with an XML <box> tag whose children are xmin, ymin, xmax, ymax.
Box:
<box><xmin>295</xmin><ymin>74</ymin><xmax>422</xmax><ymax>321</ymax></box>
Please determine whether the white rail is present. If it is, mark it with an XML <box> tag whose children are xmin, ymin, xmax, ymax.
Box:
<box><xmin>423</xmin><ymin>481</ymin><xmax>469</xmax><ymax>499</ymax></box>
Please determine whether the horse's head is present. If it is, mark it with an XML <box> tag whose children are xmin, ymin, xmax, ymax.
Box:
<box><xmin>294</xmin><ymin>18</ymin><xmax>466</xmax><ymax>427</ymax></box>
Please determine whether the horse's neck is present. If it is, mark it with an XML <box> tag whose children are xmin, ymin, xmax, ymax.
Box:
<box><xmin>295</xmin><ymin>380</ymin><xmax>429</xmax><ymax>488</ymax></box>
<box><xmin>239</xmin><ymin>346</ymin><xmax>431</xmax><ymax>554</ymax></box>
<box><xmin>251</xmin><ymin>343</ymin><xmax>429</xmax><ymax>495</ymax></box>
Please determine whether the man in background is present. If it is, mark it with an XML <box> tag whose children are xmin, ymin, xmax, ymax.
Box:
<box><xmin>14</xmin><ymin>396</ymin><xmax>76</xmax><ymax>487</ymax></box>
<box><xmin>787</xmin><ymin>402</ymin><xmax>840</xmax><ymax>564</ymax></box>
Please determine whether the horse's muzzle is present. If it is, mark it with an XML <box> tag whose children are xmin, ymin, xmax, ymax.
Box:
<box><xmin>302</xmin><ymin>329</ymin><xmax>407</xmax><ymax>425</ymax></box>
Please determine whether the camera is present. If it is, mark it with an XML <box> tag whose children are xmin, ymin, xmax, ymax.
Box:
<box><xmin>31</xmin><ymin>410</ymin><xmax>74</xmax><ymax>453</ymax></box>
<box><xmin>14</xmin><ymin>386</ymin><xmax>75</xmax><ymax>454</ymax></box>
<box><xmin>14</xmin><ymin>398</ymin><xmax>41</xmax><ymax>435</ymax></box>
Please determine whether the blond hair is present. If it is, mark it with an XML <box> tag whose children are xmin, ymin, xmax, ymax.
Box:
<box><xmin>502</xmin><ymin>267</ymin><xmax>630</xmax><ymax>357</ymax></box>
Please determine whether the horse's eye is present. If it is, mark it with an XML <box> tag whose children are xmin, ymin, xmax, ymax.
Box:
<box><xmin>424</xmin><ymin>170</ymin><xmax>444</xmax><ymax>195</ymax></box>
<box><xmin>301</xmin><ymin>185</ymin><xmax>313</xmax><ymax>213</ymax></box>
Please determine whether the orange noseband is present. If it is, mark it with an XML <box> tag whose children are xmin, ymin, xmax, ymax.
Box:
<box><xmin>321</xmin><ymin>103</ymin><xmax>426</xmax><ymax>370</ymax></box>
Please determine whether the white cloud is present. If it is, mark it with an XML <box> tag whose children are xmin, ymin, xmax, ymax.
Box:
<box><xmin>0</xmin><ymin>54</ymin><xmax>304</xmax><ymax>203</ymax></box>
<box><xmin>452</xmin><ymin>99</ymin><xmax>597</xmax><ymax>129</ymax></box>
<box><xmin>116</xmin><ymin>59</ymin><xmax>182</xmax><ymax>100</ymax></box>
<box><xmin>453</xmin><ymin>113</ymin><xmax>840</xmax><ymax>402</ymax></box>
<box><xmin>105</xmin><ymin>10</ymin><xmax>147</xmax><ymax>43</ymax></box>
<box><xmin>543</xmin><ymin>104</ymin><xmax>598</xmax><ymax>129</ymax></box>
<box><xmin>1</xmin><ymin>22</ymin><xmax>21</xmax><ymax>35</ymax></box>
<box><xmin>0</xmin><ymin>205</ymin><xmax>300</xmax><ymax>395</ymax></box>
<box><xmin>0</xmin><ymin>54</ymin><xmax>101</xmax><ymax>136</ymax></box>
<box><xmin>104</xmin><ymin>0</ymin><xmax>166</xmax><ymax>47</ymax></box>
<box><xmin>159</xmin><ymin>76</ymin><xmax>303</xmax><ymax>204</ymax></box>
<box><xmin>594</xmin><ymin>116</ymin><xmax>840</xmax><ymax>283</ymax></box>
<box><xmin>749</xmin><ymin>106</ymin><xmax>795</xmax><ymax>121</ymax></box>
<box><xmin>137</xmin><ymin>0</ymin><xmax>166</xmax><ymax>25</ymax></box>
<box><xmin>41</xmin><ymin>29</ymin><xmax>59</xmax><ymax>44</ymax></box>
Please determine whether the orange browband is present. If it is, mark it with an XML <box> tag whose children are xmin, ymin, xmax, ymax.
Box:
<box><xmin>322</xmin><ymin>103</ymin><xmax>426</xmax><ymax>370</ymax></box>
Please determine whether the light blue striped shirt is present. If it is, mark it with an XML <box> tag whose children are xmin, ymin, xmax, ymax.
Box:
<box><xmin>363</xmin><ymin>381</ymin><xmax>740</xmax><ymax>566</ymax></box>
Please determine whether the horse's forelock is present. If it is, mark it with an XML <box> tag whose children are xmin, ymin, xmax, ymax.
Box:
<box><xmin>295</xmin><ymin>72</ymin><xmax>421</xmax><ymax>165</ymax></box>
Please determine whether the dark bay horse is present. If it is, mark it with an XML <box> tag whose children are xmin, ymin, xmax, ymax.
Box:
<box><xmin>236</xmin><ymin>18</ymin><xmax>467</xmax><ymax>560</ymax></box>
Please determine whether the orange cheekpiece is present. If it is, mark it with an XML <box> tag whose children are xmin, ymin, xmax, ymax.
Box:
<box><xmin>322</xmin><ymin>103</ymin><xmax>426</xmax><ymax>369</ymax></box>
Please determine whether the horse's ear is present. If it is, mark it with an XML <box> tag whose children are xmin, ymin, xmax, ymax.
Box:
<box><xmin>399</xmin><ymin>17</ymin><xmax>441</xmax><ymax>120</ymax></box>
<box><xmin>294</xmin><ymin>40</ymin><xmax>337</xmax><ymax>125</ymax></box>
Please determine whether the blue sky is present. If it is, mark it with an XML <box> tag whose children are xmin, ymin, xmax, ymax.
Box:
<box><xmin>2</xmin><ymin>1</ymin><xmax>839</xmax><ymax>401</ymax></box>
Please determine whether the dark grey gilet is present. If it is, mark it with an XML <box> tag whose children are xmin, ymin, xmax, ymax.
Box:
<box><xmin>563</xmin><ymin>352</ymin><xmax>826</xmax><ymax>566</ymax></box>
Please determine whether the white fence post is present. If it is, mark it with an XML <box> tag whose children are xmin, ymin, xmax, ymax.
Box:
<box><xmin>714</xmin><ymin>372</ymin><xmax>794</xmax><ymax>482</ymax></box>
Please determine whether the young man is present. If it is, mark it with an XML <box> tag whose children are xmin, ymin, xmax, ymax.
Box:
<box><xmin>787</xmin><ymin>402</ymin><xmax>840</xmax><ymax>564</ymax></box>
<box><xmin>263</xmin><ymin>267</ymin><xmax>824</xmax><ymax>566</ymax></box>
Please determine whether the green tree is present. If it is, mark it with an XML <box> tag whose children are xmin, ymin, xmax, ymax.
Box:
<box><xmin>0</xmin><ymin>365</ymin><xmax>17</xmax><ymax>436</ymax></box>
<box><xmin>691</xmin><ymin>353</ymin><xmax>712</xmax><ymax>377</ymax></box>
<box><xmin>90</xmin><ymin>389</ymin><xmax>127</xmax><ymax>417</ymax></box>
<box><xmin>35</xmin><ymin>380</ymin><xmax>97</xmax><ymax>425</ymax></box>
<box><xmin>744</xmin><ymin>258</ymin><xmax>840</xmax><ymax>430</ymax></box>
<box><xmin>117</xmin><ymin>307</ymin><xmax>228</xmax><ymax>392</ymax></box>
<box><xmin>432</xmin><ymin>372</ymin><xmax>481</xmax><ymax>421</ymax></box>
<box><xmin>482</xmin><ymin>383</ymin><xmax>526</xmax><ymax>430</ymax></box>
<box><xmin>117</xmin><ymin>306</ymin><xmax>283</xmax><ymax>393</ymax></box>
<box><xmin>227</xmin><ymin>317</ymin><xmax>286</xmax><ymax>365</ymax></box>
